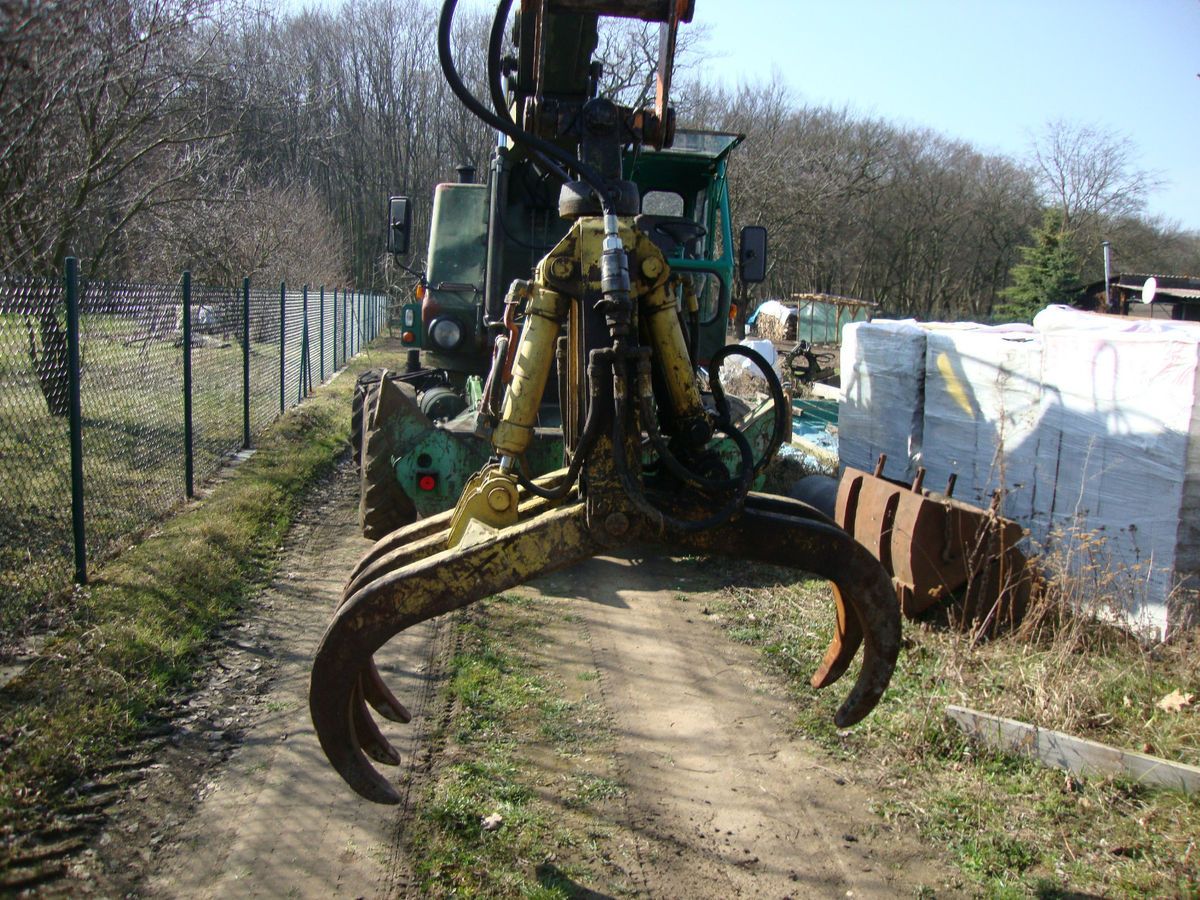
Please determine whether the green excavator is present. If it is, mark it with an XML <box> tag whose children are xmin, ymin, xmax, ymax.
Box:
<box><xmin>311</xmin><ymin>0</ymin><xmax>900</xmax><ymax>805</ymax></box>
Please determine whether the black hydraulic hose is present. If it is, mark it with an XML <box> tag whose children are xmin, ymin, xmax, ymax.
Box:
<box><xmin>486</xmin><ymin>0</ymin><xmax>572</xmax><ymax>184</ymax></box>
<box><xmin>487</xmin><ymin>0</ymin><xmax>515</xmax><ymax>125</ymax></box>
<box><xmin>610</xmin><ymin>363</ymin><xmax>746</xmax><ymax>534</ymax></box>
<box><xmin>440</xmin><ymin>0</ymin><xmax>608</xmax><ymax>206</ymax></box>
<box><xmin>637</xmin><ymin>363</ymin><xmax>754</xmax><ymax>495</ymax></box>
<box><xmin>706</xmin><ymin>343</ymin><xmax>790</xmax><ymax>477</ymax></box>
<box><xmin>613</xmin><ymin>390</ymin><xmax>746</xmax><ymax>533</ymax></box>
<box><xmin>516</xmin><ymin>350</ymin><xmax>609</xmax><ymax>500</ymax></box>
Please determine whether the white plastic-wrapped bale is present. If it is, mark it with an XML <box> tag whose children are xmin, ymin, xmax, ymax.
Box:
<box><xmin>1033</xmin><ymin>306</ymin><xmax>1200</xmax><ymax>636</ymax></box>
<box><xmin>838</xmin><ymin>319</ymin><xmax>927</xmax><ymax>481</ymax></box>
<box><xmin>1177</xmin><ymin>385</ymin><xmax>1200</xmax><ymax>628</ymax></box>
<box><xmin>920</xmin><ymin>324</ymin><xmax>1044</xmax><ymax>523</ymax></box>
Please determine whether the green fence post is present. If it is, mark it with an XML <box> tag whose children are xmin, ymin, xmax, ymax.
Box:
<box><xmin>279</xmin><ymin>281</ymin><xmax>286</xmax><ymax>413</ymax></box>
<box><xmin>242</xmin><ymin>277</ymin><xmax>251</xmax><ymax>449</ymax></box>
<box><xmin>342</xmin><ymin>289</ymin><xmax>348</xmax><ymax>363</ymax></box>
<box><xmin>319</xmin><ymin>285</ymin><xmax>325</xmax><ymax>382</ymax></box>
<box><xmin>182</xmin><ymin>271</ymin><xmax>194</xmax><ymax>499</ymax></box>
<box><xmin>299</xmin><ymin>284</ymin><xmax>309</xmax><ymax>401</ymax></box>
<box><xmin>64</xmin><ymin>257</ymin><xmax>87</xmax><ymax>585</ymax></box>
<box><xmin>332</xmin><ymin>287</ymin><xmax>338</xmax><ymax>370</ymax></box>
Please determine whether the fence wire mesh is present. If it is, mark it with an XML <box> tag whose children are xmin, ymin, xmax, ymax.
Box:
<box><xmin>0</xmin><ymin>270</ymin><xmax>386</xmax><ymax>639</ymax></box>
<box><xmin>248</xmin><ymin>286</ymin><xmax>283</xmax><ymax>438</ymax></box>
<box><xmin>189</xmin><ymin>284</ymin><xmax>245</xmax><ymax>485</ymax></box>
<box><xmin>0</xmin><ymin>276</ymin><xmax>75</xmax><ymax>633</ymax></box>
<box><xmin>78</xmin><ymin>280</ymin><xmax>186</xmax><ymax>571</ymax></box>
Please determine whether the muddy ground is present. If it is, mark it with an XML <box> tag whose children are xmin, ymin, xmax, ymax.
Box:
<box><xmin>44</xmin><ymin>459</ymin><xmax>961</xmax><ymax>898</ymax></box>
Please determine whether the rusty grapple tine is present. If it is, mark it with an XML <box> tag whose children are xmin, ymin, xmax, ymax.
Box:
<box><xmin>361</xmin><ymin>661</ymin><xmax>412</xmax><ymax>724</ymax></box>
<box><xmin>676</xmin><ymin>499</ymin><xmax>900</xmax><ymax>727</ymax></box>
<box><xmin>343</xmin><ymin>488</ymin><xmax>566</xmax><ymax>603</ymax></box>
<box><xmin>347</xmin><ymin>507</ymin><xmax>457</xmax><ymax>592</ymax></box>
<box><xmin>310</xmin><ymin>502</ymin><xmax>600</xmax><ymax>804</ymax></box>
<box><xmin>343</xmin><ymin>528</ymin><xmax>454</xmax><ymax>605</ymax></box>
<box><xmin>343</xmin><ymin>486</ymin><xmax>572</xmax><ymax>723</ymax></box>
<box><xmin>351</xmin><ymin>681</ymin><xmax>402</xmax><ymax>766</ymax></box>
<box><xmin>809</xmin><ymin>585</ymin><xmax>863</xmax><ymax>690</ymax></box>
<box><xmin>346</xmin><ymin>468</ymin><xmax>571</xmax><ymax>585</ymax></box>
<box><xmin>742</xmin><ymin>494</ymin><xmax>865</xmax><ymax>690</ymax></box>
<box><xmin>343</xmin><ymin>541</ymin><xmax>445</xmax><ymax>725</ymax></box>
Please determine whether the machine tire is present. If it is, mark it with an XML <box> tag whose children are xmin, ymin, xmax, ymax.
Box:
<box><xmin>359</xmin><ymin>375</ymin><xmax>418</xmax><ymax>539</ymax></box>
<box><xmin>351</xmin><ymin>369</ymin><xmax>389</xmax><ymax>473</ymax></box>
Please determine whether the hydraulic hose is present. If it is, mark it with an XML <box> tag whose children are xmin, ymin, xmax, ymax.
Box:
<box><xmin>440</xmin><ymin>0</ymin><xmax>610</xmax><ymax>210</ymax></box>
<box><xmin>613</xmin><ymin>391</ymin><xmax>746</xmax><ymax>533</ymax></box>
<box><xmin>486</xmin><ymin>0</ymin><xmax>572</xmax><ymax>184</ymax></box>
<box><xmin>706</xmin><ymin>344</ymin><xmax>790</xmax><ymax>477</ymax></box>
<box><xmin>636</xmin><ymin>359</ymin><xmax>754</xmax><ymax>495</ymax></box>
<box><xmin>611</xmin><ymin>360</ymin><xmax>747</xmax><ymax>534</ymax></box>
<box><xmin>487</xmin><ymin>0</ymin><xmax>515</xmax><ymax>126</ymax></box>
<box><xmin>516</xmin><ymin>349</ymin><xmax>609</xmax><ymax>500</ymax></box>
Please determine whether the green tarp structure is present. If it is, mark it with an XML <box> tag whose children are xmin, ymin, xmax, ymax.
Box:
<box><xmin>793</xmin><ymin>298</ymin><xmax>872</xmax><ymax>344</ymax></box>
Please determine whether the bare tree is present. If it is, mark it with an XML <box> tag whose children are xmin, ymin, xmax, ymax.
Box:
<box><xmin>6</xmin><ymin>0</ymin><xmax>1192</xmax><ymax>373</ymax></box>
<box><xmin>1</xmin><ymin>0</ymin><xmax>244</xmax><ymax>414</ymax></box>
<box><xmin>1030</xmin><ymin>119</ymin><xmax>1159</xmax><ymax>268</ymax></box>
<box><xmin>677</xmin><ymin>77</ymin><xmax>1041</xmax><ymax>321</ymax></box>
<box><xmin>0</xmin><ymin>0</ymin><xmax>238</xmax><ymax>277</ymax></box>
<box><xmin>595</xmin><ymin>17</ymin><xmax>712</xmax><ymax>110</ymax></box>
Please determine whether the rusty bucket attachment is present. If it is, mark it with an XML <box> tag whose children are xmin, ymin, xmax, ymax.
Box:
<box><xmin>833</xmin><ymin>458</ymin><xmax>1031</xmax><ymax>631</ymax></box>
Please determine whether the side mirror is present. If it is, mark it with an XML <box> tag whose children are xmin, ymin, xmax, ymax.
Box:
<box><xmin>739</xmin><ymin>225</ymin><xmax>768</xmax><ymax>284</ymax></box>
<box><xmin>387</xmin><ymin>196</ymin><xmax>412</xmax><ymax>256</ymax></box>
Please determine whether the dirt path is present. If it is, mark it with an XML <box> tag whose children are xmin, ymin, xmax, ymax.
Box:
<box><xmin>140</xmin><ymin>472</ymin><xmax>434</xmax><ymax>899</ymax></box>
<box><xmin>57</xmin><ymin>464</ymin><xmax>446</xmax><ymax>898</ymax></box>
<box><xmin>515</xmin><ymin>556</ymin><xmax>957</xmax><ymax>898</ymax></box>
<box><xmin>64</xmin><ymin>460</ymin><xmax>957</xmax><ymax>897</ymax></box>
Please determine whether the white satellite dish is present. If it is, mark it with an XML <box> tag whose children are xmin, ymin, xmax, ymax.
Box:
<box><xmin>1141</xmin><ymin>276</ymin><xmax>1157</xmax><ymax>304</ymax></box>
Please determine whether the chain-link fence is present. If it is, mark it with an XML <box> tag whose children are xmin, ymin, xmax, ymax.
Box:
<box><xmin>0</xmin><ymin>262</ymin><xmax>387</xmax><ymax>637</ymax></box>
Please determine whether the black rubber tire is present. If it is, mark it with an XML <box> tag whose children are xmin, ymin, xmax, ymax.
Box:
<box><xmin>352</xmin><ymin>368</ymin><xmax>411</xmax><ymax>472</ymax></box>
<box><xmin>351</xmin><ymin>369</ymin><xmax>389</xmax><ymax>474</ymax></box>
<box><xmin>359</xmin><ymin>376</ymin><xmax>417</xmax><ymax>539</ymax></box>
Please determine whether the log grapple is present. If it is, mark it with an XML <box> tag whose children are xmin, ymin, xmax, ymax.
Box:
<box><xmin>309</xmin><ymin>0</ymin><xmax>902</xmax><ymax>803</ymax></box>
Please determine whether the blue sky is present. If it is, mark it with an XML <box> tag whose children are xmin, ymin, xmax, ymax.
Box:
<box><xmin>688</xmin><ymin>0</ymin><xmax>1200</xmax><ymax>231</ymax></box>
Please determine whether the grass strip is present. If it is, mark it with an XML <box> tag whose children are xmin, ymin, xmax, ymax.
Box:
<box><xmin>0</xmin><ymin>342</ymin><xmax>409</xmax><ymax>868</ymax></box>
<box><xmin>700</xmin><ymin>557</ymin><xmax>1200</xmax><ymax>898</ymax></box>
<box><xmin>408</xmin><ymin>596</ymin><xmax>626</xmax><ymax>899</ymax></box>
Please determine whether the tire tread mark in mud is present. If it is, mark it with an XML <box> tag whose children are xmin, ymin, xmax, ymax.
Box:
<box><xmin>380</xmin><ymin>609</ymin><xmax>464</xmax><ymax>898</ymax></box>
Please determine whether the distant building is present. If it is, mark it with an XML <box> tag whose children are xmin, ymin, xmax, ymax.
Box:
<box><xmin>1077</xmin><ymin>274</ymin><xmax>1200</xmax><ymax>321</ymax></box>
